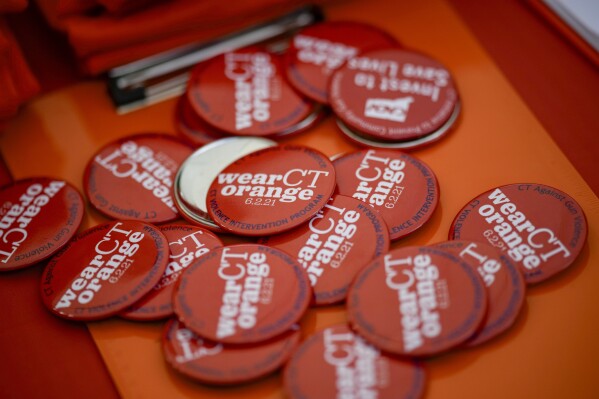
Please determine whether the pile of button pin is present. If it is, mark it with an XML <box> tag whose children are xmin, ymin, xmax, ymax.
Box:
<box><xmin>178</xmin><ymin>21</ymin><xmax>460</xmax><ymax>150</ymax></box>
<box><xmin>0</xmin><ymin>20</ymin><xmax>588</xmax><ymax>399</ymax></box>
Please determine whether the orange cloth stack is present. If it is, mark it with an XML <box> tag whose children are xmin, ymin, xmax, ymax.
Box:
<box><xmin>35</xmin><ymin>0</ymin><xmax>326</xmax><ymax>75</ymax></box>
<box><xmin>0</xmin><ymin>0</ymin><xmax>40</xmax><ymax>128</ymax></box>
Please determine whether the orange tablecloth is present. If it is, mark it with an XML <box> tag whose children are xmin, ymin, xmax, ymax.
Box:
<box><xmin>1</xmin><ymin>0</ymin><xmax>598</xmax><ymax>398</ymax></box>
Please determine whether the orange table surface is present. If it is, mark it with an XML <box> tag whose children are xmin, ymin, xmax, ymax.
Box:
<box><xmin>2</xmin><ymin>0</ymin><xmax>599</xmax><ymax>398</ymax></box>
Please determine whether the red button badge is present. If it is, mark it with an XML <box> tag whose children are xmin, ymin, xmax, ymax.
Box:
<box><xmin>0</xmin><ymin>177</ymin><xmax>84</xmax><ymax>272</ymax></box>
<box><xmin>347</xmin><ymin>246</ymin><xmax>487</xmax><ymax>356</ymax></box>
<box><xmin>187</xmin><ymin>48</ymin><xmax>313</xmax><ymax>137</ymax></box>
<box><xmin>40</xmin><ymin>220</ymin><xmax>169</xmax><ymax>321</ymax></box>
<box><xmin>84</xmin><ymin>133</ymin><xmax>194</xmax><ymax>223</ymax></box>
<box><xmin>449</xmin><ymin>183</ymin><xmax>588</xmax><ymax>284</ymax></box>
<box><xmin>207</xmin><ymin>144</ymin><xmax>336</xmax><ymax>236</ymax></box>
<box><xmin>174</xmin><ymin>136</ymin><xmax>277</xmax><ymax>231</ymax></box>
<box><xmin>173</xmin><ymin>244</ymin><xmax>311</xmax><ymax>344</ymax></box>
<box><xmin>333</xmin><ymin>149</ymin><xmax>439</xmax><ymax>241</ymax></box>
<box><xmin>120</xmin><ymin>224</ymin><xmax>223</xmax><ymax>321</ymax></box>
<box><xmin>329</xmin><ymin>48</ymin><xmax>459</xmax><ymax>142</ymax></box>
<box><xmin>259</xmin><ymin>194</ymin><xmax>389</xmax><ymax>305</ymax></box>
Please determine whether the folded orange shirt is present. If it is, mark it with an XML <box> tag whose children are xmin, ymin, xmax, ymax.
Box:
<box><xmin>81</xmin><ymin>1</ymin><xmax>323</xmax><ymax>74</ymax></box>
<box><xmin>36</xmin><ymin>0</ymin><xmax>326</xmax><ymax>74</ymax></box>
<box><xmin>0</xmin><ymin>18</ymin><xmax>40</xmax><ymax>124</ymax></box>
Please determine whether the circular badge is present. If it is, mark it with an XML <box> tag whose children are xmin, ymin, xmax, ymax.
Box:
<box><xmin>173</xmin><ymin>244</ymin><xmax>311</xmax><ymax>344</ymax></box>
<box><xmin>84</xmin><ymin>133</ymin><xmax>194</xmax><ymax>223</ymax></box>
<box><xmin>207</xmin><ymin>144</ymin><xmax>336</xmax><ymax>236</ymax></box>
<box><xmin>40</xmin><ymin>220</ymin><xmax>169</xmax><ymax>321</ymax></box>
<box><xmin>434</xmin><ymin>240</ymin><xmax>526</xmax><ymax>346</ymax></box>
<box><xmin>284</xmin><ymin>324</ymin><xmax>426</xmax><ymax>399</ymax></box>
<box><xmin>347</xmin><ymin>246</ymin><xmax>487</xmax><ymax>356</ymax></box>
<box><xmin>0</xmin><ymin>177</ymin><xmax>84</xmax><ymax>272</ymax></box>
<box><xmin>329</xmin><ymin>48</ymin><xmax>459</xmax><ymax>142</ymax></box>
<box><xmin>285</xmin><ymin>21</ymin><xmax>399</xmax><ymax>104</ymax></box>
<box><xmin>162</xmin><ymin>318</ymin><xmax>301</xmax><ymax>385</ymax></box>
<box><xmin>335</xmin><ymin>99</ymin><xmax>461</xmax><ymax>150</ymax></box>
<box><xmin>174</xmin><ymin>95</ymin><xmax>226</xmax><ymax>146</ymax></box>
<box><xmin>120</xmin><ymin>224</ymin><xmax>223</xmax><ymax>321</ymax></box>
<box><xmin>449</xmin><ymin>183</ymin><xmax>588</xmax><ymax>284</ymax></box>
<box><xmin>333</xmin><ymin>149</ymin><xmax>439</xmax><ymax>241</ymax></box>
<box><xmin>174</xmin><ymin>136</ymin><xmax>277</xmax><ymax>231</ymax></box>
<box><xmin>187</xmin><ymin>48</ymin><xmax>313</xmax><ymax>137</ymax></box>
<box><xmin>259</xmin><ymin>194</ymin><xmax>389</xmax><ymax>305</ymax></box>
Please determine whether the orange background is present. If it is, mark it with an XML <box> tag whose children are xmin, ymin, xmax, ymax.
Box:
<box><xmin>1</xmin><ymin>0</ymin><xmax>599</xmax><ymax>397</ymax></box>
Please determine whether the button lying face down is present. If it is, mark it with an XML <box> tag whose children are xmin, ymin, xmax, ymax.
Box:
<box><xmin>0</xmin><ymin>177</ymin><xmax>84</xmax><ymax>272</ymax></box>
<box><xmin>173</xmin><ymin>244</ymin><xmax>311</xmax><ymax>344</ymax></box>
<box><xmin>162</xmin><ymin>318</ymin><xmax>301</xmax><ymax>385</ymax></box>
<box><xmin>84</xmin><ymin>133</ymin><xmax>194</xmax><ymax>224</ymax></box>
<box><xmin>174</xmin><ymin>136</ymin><xmax>277</xmax><ymax>232</ymax></box>
<box><xmin>347</xmin><ymin>246</ymin><xmax>487</xmax><ymax>357</ymax></box>
<box><xmin>259</xmin><ymin>194</ymin><xmax>389</xmax><ymax>305</ymax></box>
<box><xmin>187</xmin><ymin>47</ymin><xmax>313</xmax><ymax>137</ymax></box>
<box><xmin>329</xmin><ymin>48</ymin><xmax>459</xmax><ymax>142</ymax></box>
<box><xmin>40</xmin><ymin>220</ymin><xmax>169</xmax><ymax>321</ymax></box>
<box><xmin>120</xmin><ymin>224</ymin><xmax>223</xmax><ymax>321</ymax></box>
<box><xmin>284</xmin><ymin>324</ymin><xmax>426</xmax><ymax>399</ymax></box>
<box><xmin>333</xmin><ymin>149</ymin><xmax>439</xmax><ymax>241</ymax></box>
<box><xmin>434</xmin><ymin>240</ymin><xmax>526</xmax><ymax>346</ymax></box>
<box><xmin>207</xmin><ymin>144</ymin><xmax>336</xmax><ymax>236</ymax></box>
<box><xmin>449</xmin><ymin>183</ymin><xmax>588</xmax><ymax>284</ymax></box>
<box><xmin>285</xmin><ymin>21</ymin><xmax>399</xmax><ymax>104</ymax></box>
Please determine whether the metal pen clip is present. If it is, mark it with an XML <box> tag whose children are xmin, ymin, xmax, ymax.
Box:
<box><xmin>107</xmin><ymin>4</ymin><xmax>324</xmax><ymax>114</ymax></box>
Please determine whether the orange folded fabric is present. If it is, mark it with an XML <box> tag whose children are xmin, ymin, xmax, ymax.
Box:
<box><xmin>56</xmin><ymin>0</ymin><xmax>96</xmax><ymax>15</ymax></box>
<box><xmin>65</xmin><ymin>0</ymin><xmax>320</xmax><ymax>57</ymax></box>
<box><xmin>81</xmin><ymin>1</ymin><xmax>319</xmax><ymax>74</ymax></box>
<box><xmin>0</xmin><ymin>17</ymin><xmax>40</xmax><ymax>124</ymax></box>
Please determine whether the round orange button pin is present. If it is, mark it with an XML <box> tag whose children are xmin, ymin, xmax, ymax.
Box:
<box><xmin>347</xmin><ymin>245</ymin><xmax>487</xmax><ymax>356</ymax></box>
<box><xmin>173</xmin><ymin>244</ymin><xmax>312</xmax><ymax>344</ymax></box>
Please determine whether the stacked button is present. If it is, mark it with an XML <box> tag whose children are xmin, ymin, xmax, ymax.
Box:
<box><xmin>206</xmin><ymin>144</ymin><xmax>337</xmax><ymax>236</ymax></box>
<box><xmin>166</xmin><ymin>244</ymin><xmax>312</xmax><ymax>384</ymax></box>
<box><xmin>180</xmin><ymin>47</ymin><xmax>325</xmax><ymax>142</ymax></box>
<box><xmin>329</xmin><ymin>48</ymin><xmax>460</xmax><ymax>149</ymax></box>
<box><xmin>40</xmin><ymin>220</ymin><xmax>169</xmax><ymax>321</ymax></box>
<box><xmin>120</xmin><ymin>224</ymin><xmax>224</xmax><ymax>321</ymax></box>
<box><xmin>173</xmin><ymin>136</ymin><xmax>278</xmax><ymax>231</ymax></box>
<box><xmin>347</xmin><ymin>245</ymin><xmax>488</xmax><ymax>357</ymax></box>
